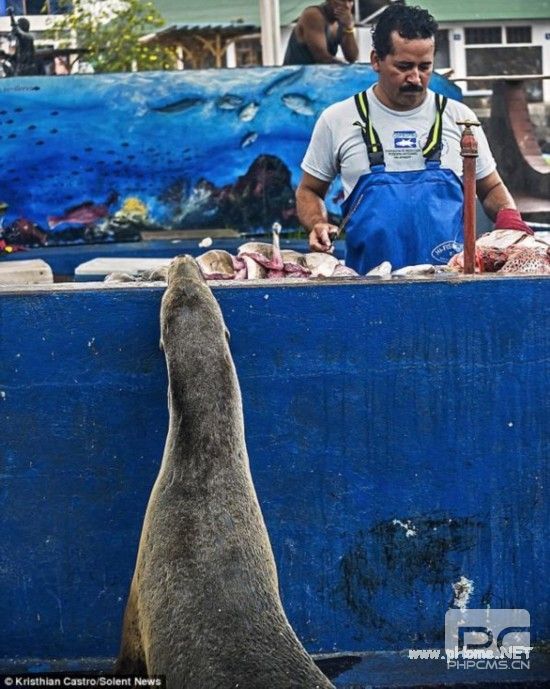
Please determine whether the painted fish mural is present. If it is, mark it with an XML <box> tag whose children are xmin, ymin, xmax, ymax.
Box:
<box><xmin>0</xmin><ymin>64</ymin><xmax>461</xmax><ymax>246</ymax></box>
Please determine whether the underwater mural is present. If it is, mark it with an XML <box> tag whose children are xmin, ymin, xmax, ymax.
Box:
<box><xmin>0</xmin><ymin>64</ymin><xmax>461</xmax><ymax>246</ymax></box>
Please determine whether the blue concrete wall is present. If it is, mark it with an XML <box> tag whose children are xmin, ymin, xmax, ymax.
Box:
<box><xmin>0</xmin><ymin>276</ymin><xmax>548</xmax><ymax>666</ymax></box>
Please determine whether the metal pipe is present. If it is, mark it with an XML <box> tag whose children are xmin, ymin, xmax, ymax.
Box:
<box><xmin>457</xmin><ymin>120</ymin><xmax>480</xmax><ymax>274</ymax></box>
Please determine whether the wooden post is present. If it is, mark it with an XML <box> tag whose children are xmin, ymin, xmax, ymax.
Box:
<box><xmin>457</xmin><ymin>120</ymin><xmax>480</xmax><ymax>274</ymax></box>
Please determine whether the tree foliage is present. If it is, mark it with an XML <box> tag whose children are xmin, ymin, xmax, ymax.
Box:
<box><xmin>47</xmin><ymin>0</ymin><xmax>176</xmax><ymax>73</ymax></box>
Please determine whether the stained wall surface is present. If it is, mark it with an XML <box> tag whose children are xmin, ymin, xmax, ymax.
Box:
<box><xmin>0</xmin><ymin>276</ymin><xmax>547</xmax><ymax>665</ymax></box>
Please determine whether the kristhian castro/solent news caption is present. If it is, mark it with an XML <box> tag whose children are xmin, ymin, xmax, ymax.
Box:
<box><xmin>1</xmin><ymin>677</ymin><xmax>165</xmax><ymax>688</ymax></box>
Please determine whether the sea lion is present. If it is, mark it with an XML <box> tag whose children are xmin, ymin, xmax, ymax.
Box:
<box><xmin>115</xmin><ymin>255</ymin><xmax>334</xmax><ymax>689</ymax></box>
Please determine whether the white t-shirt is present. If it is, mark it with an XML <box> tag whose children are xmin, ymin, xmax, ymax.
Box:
<box><xmin>301</xmin><ymin>85</ymin><xmax>496</xmax><ymax>199</ymax></box>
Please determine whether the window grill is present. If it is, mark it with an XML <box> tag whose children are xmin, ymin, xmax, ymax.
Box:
<box><xmin>464</xmin><ymin>27</ymin><xmax>502</xmax><ymax>45</ymax></box>
<box><xmin>506</xmin><ymin>26</ymin><xmax>532</xmax><ymax>44</ymax></box>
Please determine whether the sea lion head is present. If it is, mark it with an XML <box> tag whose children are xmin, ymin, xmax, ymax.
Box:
<box><xmin>166</xmin><ymin>254</ymin><xmax>206</xmax><ymax>288</ymax></box>
<box><xmin>160</xmin><ymin>255</ymin><xmax>238</xmax><ymax>417</ymax></box>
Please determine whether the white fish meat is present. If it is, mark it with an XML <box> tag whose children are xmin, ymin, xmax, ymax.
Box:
<box><xmin>332</xmin><ymin>263</ymin><xmax>358</xmax><ymax>277</ymax></box>
<box><xmin>196</xmin><ymin>250</ymin><xmax>236</xmax><ymax>279</ymax></box>
<box><xmin>303</xmin><ymin>252</ymin><xmax>340</xmax><ymax>277</ymax></box>
<box><xmin>366</xmin><ymin>261</ymin><xmax>392</xmax><ymax>277</ymax></box>
<box><xmin>392</xmin><ymin>264</ymin><xmax>435</xmax><ymax>277</ymax></box>
<box><xmin>241</xmin><ymin>255</ymin><xmax>267</xmax><ymax>280</ymax></box>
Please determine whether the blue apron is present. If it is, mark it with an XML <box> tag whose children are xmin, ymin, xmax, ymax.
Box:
<box><xmin>341</xmin><ymin>91</ymin><xmax>464</xmax><ymax>275</ymax></box>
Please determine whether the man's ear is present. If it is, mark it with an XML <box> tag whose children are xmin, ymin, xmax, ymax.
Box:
<box><xmin>371</xmin><ymin>49</ymin><xmax>380</xmax><ymax>72</ymax></box>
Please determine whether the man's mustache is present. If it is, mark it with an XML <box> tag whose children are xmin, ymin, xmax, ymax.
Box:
<box><xmin>400</xmin><ymin>84</ymin><xmax>424</xmax><ymax>93</ymax></box>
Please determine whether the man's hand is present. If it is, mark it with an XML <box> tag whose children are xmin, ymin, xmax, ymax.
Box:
<box><xmin>494</xmin><ymin>208</ymin><xmax>534</xmax><ymax>235</ymax></box>
<box><xmin>333</xmin><ymin>1</ymin><xmax>354</xmax><ymax>29</ymax></box>
<box><xmin>309</xmin><ymin>222</ymin><xmax>339</xmax><ymax>252</ymax></box>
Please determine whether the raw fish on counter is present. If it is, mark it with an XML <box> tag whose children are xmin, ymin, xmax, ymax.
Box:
<box><xmin>448</xmin><ymin>230</ymin><xmax>550</xmax><ymax>274</ymax></box>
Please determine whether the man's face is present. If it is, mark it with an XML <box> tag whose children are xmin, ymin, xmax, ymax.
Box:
<box><xmin>371</xmin><ymin>31</ymin><xmax>434</xmax><ymax>110</ymax></box>
<box><xmin>326</xmin><ymin>0</ymin><xmax>354</xmax><ymax>22</ymax></box>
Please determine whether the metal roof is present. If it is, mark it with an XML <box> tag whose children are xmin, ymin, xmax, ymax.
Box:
<box><xmin>149</xmin><ymin>22</ymin><xmax>259</xmax><ymax>36</ymax></box>
<box><xmin>153</xmin><ymin>0</ymin><xmax>550</xmax><ymax>26</ymax></box>
<box><xmin>153</xmin><ymin>1</ymin><xmax>311</xmax><ymax>27</ymax></box>
<box><xmin>420</xmin><ymin>0</ymin><xmax>550</xmax><ymax>22</ymax></box>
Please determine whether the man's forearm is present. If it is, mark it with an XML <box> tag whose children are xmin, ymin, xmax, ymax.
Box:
<box><xmin>296</xmin><ymin>185</ymin><xmax>329</xmax><ymax>231</ymax></box>
<box><xmin>341</xmin><ymin>30</ymin><xmax>358</xmax><ymax>63</ymax></box>
<box><xmin>479</xmin><ymin>179</ymin><xmax>516</xmax><ymax>220</ymax></box>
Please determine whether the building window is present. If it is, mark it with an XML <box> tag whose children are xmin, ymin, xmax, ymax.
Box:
<box><xmin>435</xmin><ymin>29</ymin><xmax>450</xmax><ymax>69</ymax></box>
<box><xmin>506</xmin><ymin>26</ymin><xmax>532</xmax><ymax>44</ymax></box>
<box><xmin>234</xmin><ymin>37</ymin><xmax>262</xmax><ymax>67</ymax></box>
<box><xmin>464</xmin><ymin>27</ymin><xmax>502</xmax><ymax>45</ymax></box>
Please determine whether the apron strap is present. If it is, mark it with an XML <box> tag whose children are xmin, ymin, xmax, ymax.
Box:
<box><xmin>353</xmin><ymin>90</ymin><xmax>448</xmax><ymax>167</ymax></box>
<box><xmin>421</xmin><ymin>93</ymin><xmax>447</xmax><ymax>162</ymax></box>
<box><xmin>353</xmin><ymin>90</ymin><xmax>385</xmax><ymax>168</ymax></box>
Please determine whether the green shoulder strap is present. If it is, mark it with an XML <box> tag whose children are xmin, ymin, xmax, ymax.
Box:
<box><xmin>422</xmin><ymin>93</ymin><xmax>448</xmax><ymax>161</ymax></box>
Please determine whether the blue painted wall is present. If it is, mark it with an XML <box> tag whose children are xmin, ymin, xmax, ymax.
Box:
<box><xmin>0</xmin><ymin>276</ymin><xmax>547</xmax><ymax>665</ymax></box>
<box><xmin>0</xmin><ymin>66</ymin><xmax>461</xmax><ymax>242</ymax></box>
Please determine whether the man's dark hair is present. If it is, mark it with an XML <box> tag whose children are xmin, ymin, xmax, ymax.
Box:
<box><xmin>372</xmin><ymin>4</ymin><xmax>438</xmax><ymax>59</ymax></box>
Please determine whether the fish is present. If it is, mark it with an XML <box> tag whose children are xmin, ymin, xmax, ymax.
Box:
<box><xmin>281</xmin><ymin>93</ymin><xmax>315</xmax><ymax>116</ymax></box>
<box><xmin>331</xmin><ymin>264</ymin><xmax>359</xmax><ymax>277</ymax></box>
<box><xmin>500</xmin><ymin>247</ymin><xmax>550</xmax><ymax>274</ymax></box>
<box><xmin>477</xmin><ymin>229</ymin><xmax>539</xmax><ymax>251</ymax></box>
<box><xmin>47</xmin><ymin>199</ymin><xmax>113</xmax><ymax>229</ymax></box>
<box><xmin>216</xmin><ymin>94</ymin><xmax>244</xmax><ymax>110</ymax></box>
<box><xmin>392</xmin><ymin>264</ymin><xmax>435</xmax><ymax>277</ymax></box>
<box><xmin>104</xmin><ymin>272</ymin><xmax>137</xmax><ymax>283</ymax></box>
<box><xmin>241</xmin><ymin>254</ymin><xmax>267</xmax><ymax>280</ymax></box>
<box><xmin>263</xmin><ymin>67</ymin><xmax>305</xmax><ymax>96</ymax></box>
<box><xmin>196</xmin><ymin>250</ymin><xmax>237</xmax><ymax>280</ymax></box>
<box><xmin>366</xmin><ymin>261</ymin><xmax>392</xmax><ymax>277</ymax></box>
<box><xmin>138</xmin><ymin>267</ymin><xmax>169</xmax><ymax>282</ymax></box>
<box><xmin>240</xmin><ymin>132</ymin><xmax>258</xmax><ymax>148</ymax></box>
<box><xmin>303</xmin><ymin>252</ymin><xmax>340</xmax><ymax>277</ymax></box>
<box><xmin>238</xmin><ymin>102</ymin><xmax>259</xmax><ymax>122</ymax></box>
<box><xmin>149</xmin><ymin>97</ymin><xmax>205</xmax><ymax>114</ymax></box>
<box><xmin>448</xmin><ymin>229</ymin><xmax>550</xmax><ymax>274</ymax></box>
<box><xmin>238</xmin><ymin>241</ymin><xmax>274</xmax><ymax>259</ymax></box>
<box><xmin>238</xmin><ymin>228</ymin><xmax>284</xmax><ymax>276</ymax></box>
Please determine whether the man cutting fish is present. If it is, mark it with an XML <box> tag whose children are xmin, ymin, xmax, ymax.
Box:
<box><xmin>296</xmin><ymin>3</ymin><xmax>532</xmax><ymax>274</ymax></box>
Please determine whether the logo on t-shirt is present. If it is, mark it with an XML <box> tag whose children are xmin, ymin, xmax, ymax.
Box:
<box><xmin>393</xmin><ymin>130</ymin><xmax>417</xmax><ymax>149</ymax></box>
<box><xmin>431</xmin><ymin>240</ymin><xmax>463</xmax><ymax>263</ymax></box>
